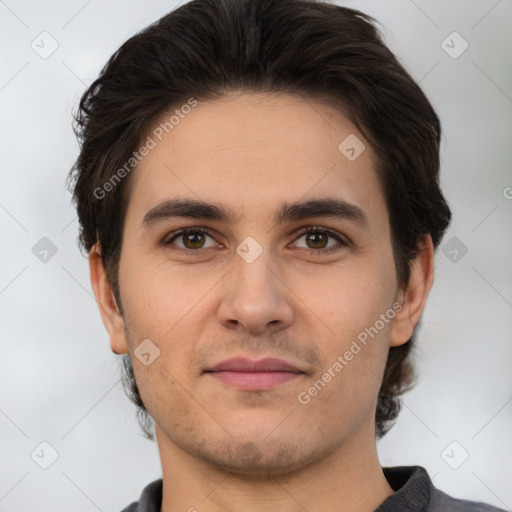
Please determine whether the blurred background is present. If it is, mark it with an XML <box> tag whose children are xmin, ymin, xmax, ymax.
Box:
<box><xmin>0</xmin><ymin>0</ymin><xmax>511</xmax><ymax>510</ymax></box>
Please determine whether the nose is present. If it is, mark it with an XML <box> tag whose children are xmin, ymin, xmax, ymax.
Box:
<box><xmin>216</xmin><ymin>247</ymin><xmax>294</xmax><ymax>335</ymax></box>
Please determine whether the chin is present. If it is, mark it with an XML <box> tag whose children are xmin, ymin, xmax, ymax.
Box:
<box><xmin>190</xmin><ymin>433</ymin><xmax>332</xmax><ymax>478</ymax></box>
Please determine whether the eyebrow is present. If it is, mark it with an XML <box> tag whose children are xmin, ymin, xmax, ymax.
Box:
<box><xmin>140</xmin><ymin>197</ymin><xmax>369</xmax><ymax>230</ymax></box>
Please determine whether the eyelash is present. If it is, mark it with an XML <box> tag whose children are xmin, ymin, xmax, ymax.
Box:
<box><xmin>163</xmin><ymin>226</ymin><xmax>349</xmax><ymax>256</ymax></box>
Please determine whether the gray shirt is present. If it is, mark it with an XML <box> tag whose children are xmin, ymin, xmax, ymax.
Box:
<box><xmin>121</xmin><ymin>465</ymin><xmax>506</xmax><ymax>511</ymax></box>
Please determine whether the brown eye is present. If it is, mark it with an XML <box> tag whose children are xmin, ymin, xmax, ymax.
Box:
<box><xmin>294</xmin><ymin>227</ymin><xmax>348</xmax><ymax>253</ymax></box>
<box><xmin>181</xmin><ymin>231</ymin><xmax>207</xmax><ymax>249</ymax></box>
<box><xmin>165</xmin><ymin>228</ymin><xmax>217</xmax><ymax>251</ymax></box>
<box><xmin>304</xmin><ymin>231</ymin><xmax>329</xmax><ymax>249</ymax></box>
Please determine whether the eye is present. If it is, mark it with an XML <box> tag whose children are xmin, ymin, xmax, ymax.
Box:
<box><xmin>292</xmin><ymin>227</ymin><xmax>348</xmax><ymax>253</ymax></box>
<box><xmin>162</xmin><ymin>226</ymin><xmax>349</xmax><ymax>256</ymax></box>
<box><xmin>164</xmin><ymin>228</ymin><xmax>218</xmax><ymax>252</ymax></box>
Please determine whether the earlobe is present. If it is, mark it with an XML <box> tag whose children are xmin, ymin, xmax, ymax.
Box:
<box><xmin>389</xmin><ymin>235</ymin><xmax>435</xmax><ymax>348</ymax></box>
<box><xmin>88</xmin><ymin>243</ymin><xmax>129</xmax><ymax>355</ymax></box>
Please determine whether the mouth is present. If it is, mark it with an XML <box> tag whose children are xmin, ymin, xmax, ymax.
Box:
<box><xmin>204</xmin><ymin>357</ymin><xmax>306</xmax><ymax>390</ymax></box>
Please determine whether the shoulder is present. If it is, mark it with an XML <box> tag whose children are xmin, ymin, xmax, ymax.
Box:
<box><xmin>120</xmin><ymin>503</ymin><xmax>137</xmax><ymax>512</ymax></box>
<box><xmin>429</xmin><ymin>487</ymin><xmax>507</xmax><ymax>512</ymax></box>
<box><xmin>119</xmin><ymin>479</ymin><xmax>163</xmax><ymax>512</ymax></box>
<box><xmin>379</xmin><ymin>466</ymin><xmax>506</xmax><ymax>512</ymax></box>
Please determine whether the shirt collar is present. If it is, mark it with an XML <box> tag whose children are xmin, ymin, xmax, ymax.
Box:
<box><xmin>129</xmin><ymin>465</ymin><xmax>432</xmax><ymax>511</ymax></box>
<box><xmin>376</xmin><ymin>465</ymin><xmax>432</xmax><ymax>511</ymax></box>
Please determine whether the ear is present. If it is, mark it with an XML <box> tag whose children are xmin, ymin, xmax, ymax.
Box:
<box><xmin>89</xmin><ymin>244</ymin><xmax>128</xmax><ymax>355</ymax></box>
<box><xmin>389</xmin><ymin>234</ymin><xmax>435</xmax><ymax>348</ymax></box>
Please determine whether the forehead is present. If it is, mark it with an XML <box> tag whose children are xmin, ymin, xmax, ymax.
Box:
<box><xmin>125</xmin><ymin>92</ymin><xmax>386</xmax><ymax>228</ymax></box>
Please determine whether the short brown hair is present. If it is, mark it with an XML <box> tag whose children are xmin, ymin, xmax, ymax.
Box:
<box><xmin>67</xmin><ymin>0</ymin><xmax>451</xmax><ymax>440</ymax></box>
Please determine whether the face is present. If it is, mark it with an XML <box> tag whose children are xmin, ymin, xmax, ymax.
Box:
<box><xmin>100</xmin><ymin>92</ymin><xmax>419</xmax><ymax>476</ymax></box>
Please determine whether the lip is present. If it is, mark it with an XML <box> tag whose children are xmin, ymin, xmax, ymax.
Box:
<box><xmin>206</xmin><ymin>357</ymin><xmax>303</xmax><ymax>373</ymax></box>
<box><xmin>204</xmin><ymin>357</ymin><xmax>305</xmax><ymax>391</ymax></box>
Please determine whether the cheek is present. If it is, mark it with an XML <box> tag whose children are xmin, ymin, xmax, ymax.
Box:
<box><xmin>119</xmin><ymin>255</ymin><xmax>208</xmax><ymax>337</ymax></box>
<box><xmin>131</xmin><ymin>359</ymin><xmax>198</xmax><ymax>432</ymax></box>
<box><xmin>318</xmin><ymin>263</ymin><xmax>395</xmax><ymax>339</ymax></box>
<box><xmin>119</xmin><ymin>260</ymin><xmax>214</xmax><ymax>384</ymax></box>
<box><xmin>308</xmin><ymin>255</ymin><xmax>396</xmax><ymax>394</ymax></box>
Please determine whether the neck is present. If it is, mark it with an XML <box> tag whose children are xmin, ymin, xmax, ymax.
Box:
<box><xmin>156</xmin><ymin>420</ymin><xmax>394</xmax><ymax>512</ymax></box>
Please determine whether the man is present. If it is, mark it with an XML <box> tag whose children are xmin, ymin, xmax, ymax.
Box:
<box><xmin>67</xmin><ymin>0</ymin><xmax>505</xmax><ymax>510</ymax></box>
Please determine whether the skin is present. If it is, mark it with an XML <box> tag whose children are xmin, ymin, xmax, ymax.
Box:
<box><xmin>90</xmin><ymin>92</ymin><xmax>434</xmax><ymax>512</ymax></box>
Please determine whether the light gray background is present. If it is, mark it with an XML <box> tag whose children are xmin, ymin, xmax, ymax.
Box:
<box><xmin>1</xmin><ymin>0</ymin><xmax>511</xmax><ymax>510</ymax></box>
